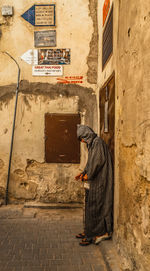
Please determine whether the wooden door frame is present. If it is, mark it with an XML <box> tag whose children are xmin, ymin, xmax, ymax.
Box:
<box><xmin>99</xmin><ymin>72</ymin><xmax>115</xmax><ymax>161</ymax></box>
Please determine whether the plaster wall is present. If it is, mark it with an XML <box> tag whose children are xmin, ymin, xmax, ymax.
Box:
<box><xmin>0</xmin><ymin>0</ymin><xmax>98</xmax><ymax>203</ymax></box>
<box><xmin>114</xmin><ymin>1</ymin><xmax>150</xmax><ymax>270</ymax></box>
<box><xmin>0</xmin><ymin>82</ymin><xmax>97</xmax><ymax>203</ymax></box>
<box><xmin>97</xmin><ymin>0</ymin><xmax>150</xmax><ymax>270</ymax></box>
<box><xmin>0</xmin><ymin>0</ymin><xmax>96</xmax><ymax>87</ymax></box>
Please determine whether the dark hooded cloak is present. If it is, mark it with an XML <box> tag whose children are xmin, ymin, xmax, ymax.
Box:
<box><xmin>77</xmin><ymin>125</ymin><xmax>113</xmax><ymax>238</ymax></box>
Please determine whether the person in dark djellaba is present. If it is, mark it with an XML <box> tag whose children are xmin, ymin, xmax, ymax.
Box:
<box><xmin>75</xmin><ymin>125</ymin><xmax>113</xmax><ymax>246</ymax></box>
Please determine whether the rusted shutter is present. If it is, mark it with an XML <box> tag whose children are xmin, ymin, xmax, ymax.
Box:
<box><xmin>45</xmin><ymin>114</ymin><xmax>80</xmax><ymax>163</ymax></box>
<box><xmin>100</xmin><ymin>76</ymin><xmax>115</xmax><ymax>161</ymax></box>
<box><xmin>102</xmin><ymin>5</ymin><xmax>113</xmax><ymax>70</ymax></box>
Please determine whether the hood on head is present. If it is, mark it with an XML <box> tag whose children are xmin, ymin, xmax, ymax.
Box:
<box><xmin>77</xmin><ymin>124</ymin><xmax>96</xmax><ymax>145</ymax></box>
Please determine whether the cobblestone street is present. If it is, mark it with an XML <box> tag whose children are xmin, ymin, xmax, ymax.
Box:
<box><xmin>0</xmin><ymin>206</ymin><xmax>113</xmax><ymax>271</ymax></box>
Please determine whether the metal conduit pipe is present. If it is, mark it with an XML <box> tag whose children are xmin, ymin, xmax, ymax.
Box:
<box><xmin>1</xmin><ymin>52</ymin><xmax>21</xmax><ymax>205</ymax></box>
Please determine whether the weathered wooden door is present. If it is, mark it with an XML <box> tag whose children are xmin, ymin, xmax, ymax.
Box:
<box><xmin>99</xmin><ymin>75</ymin><xmax>115</xmax><ymax>161</ymax></box>
<box><xmin>45</xmin><ymin>113</ymin><xmax>80</xmax><ymax>163</ymax></box>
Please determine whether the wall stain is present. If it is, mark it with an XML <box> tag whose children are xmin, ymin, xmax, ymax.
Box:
<box><xmin>0</xmin><ymin>80</ymin><xmax>97</xmax><ymax>128</ymax></box>
<box><xmin>87</xmin><ymin>0</ymin><xmax>98</xmax><ymax>84</ymax></box>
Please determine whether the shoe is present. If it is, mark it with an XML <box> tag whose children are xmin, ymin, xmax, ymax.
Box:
<box><xmin>79</xmin><ymin>238</ymin><xmax>92</xmax><ymax>246</ymax></box>
<box><xmin>76</xmin><ymin>232</ymin><xmax>85</xmax><ymax>239</ymax></box>
<box><xmin>94</xmin><ymin>233</ymin><xmax>112</xmax><ymax>245</ymax></box>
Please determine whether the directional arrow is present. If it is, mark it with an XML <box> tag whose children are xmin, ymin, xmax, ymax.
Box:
<box><xmin>21</xmin><ymin>5</ymin><xmax>35</xmax><ymax>26</ymax></box>
<box><xmin>21</xmin><ymin>49</ymin><xmax>38</xmax><ymax>65</ymax></box>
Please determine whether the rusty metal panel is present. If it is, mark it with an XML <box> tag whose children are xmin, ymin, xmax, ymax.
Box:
<box><xmin>100</xmin><ymin>76</ymin><xmax>115</xmax><ymax>161</ymax></box>
<box><xmin>102</xmin><ymin>5</ymin><xmax>113</xmax><ymax>69</ymax></box>
<box><xmin>45</xmin><ymin>114</ymin><xmax>80</xmax><ymax>163</ymax></box>
<box><xmin>34</xmin><ymin>30</ymin><xmax>56</xmax><ymax>47</ymax></box>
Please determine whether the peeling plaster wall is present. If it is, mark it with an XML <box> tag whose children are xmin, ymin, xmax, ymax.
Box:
<box><xmin>0</xmin><ymin>82</ymin><xmax>97</xmax><ymax>203</ymax></box>
<box><xmin>87</xmin><ymin>0</ymin><xmax>98</xmax><ymax>84</ymax></box>
<box><xmin>0</xmin><ymin>0</ymin><xmax>98</xmax><ymax>203</ymax></box>
<box><xmin>114</xmin><ymin>0</ymin><xmax>150</xmax><ymax>270</ymax></box>
<box><xmin>97</xmin><ymin>0</ymin><xmax>150</xmax><ymax>269</ymax></box>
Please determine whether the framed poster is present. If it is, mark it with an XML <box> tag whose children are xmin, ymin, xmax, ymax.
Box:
<box><xmin>38</xmin><ymin>49</ymin><xmax>71</xmax><ymax>65</ymax></box>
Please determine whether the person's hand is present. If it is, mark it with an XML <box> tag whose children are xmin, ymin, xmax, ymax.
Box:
<box><xmin>83</xmin><ymin>174</ymin><xmax>88</xmax><ymax>181</ymax></box>
<box><xmin>75</xmin><ymin>173</ymin><xmax>83</xmax><ymax>181</ymax></box>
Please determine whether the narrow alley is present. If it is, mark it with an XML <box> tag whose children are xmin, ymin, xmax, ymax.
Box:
<box><xmin>0</xmin><ymin>0</ymin><xmax>150</xmax><ymax>270</ymax></box>
<box><xmin>0</xmin><ymin>206</ymin><xmax>120</xmax><ymax>271</ymax></box>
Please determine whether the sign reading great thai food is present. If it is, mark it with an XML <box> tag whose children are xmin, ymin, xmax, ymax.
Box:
<box><xmin>103</xmin><ymin>0</ymin><xmax>110</xmax><ymax>26</ymax></box>
<box><xmin>21</xmin><ymin>5</ymin><xmax>55</xmax><ymax>26</ymax></box>
<box><xmin>34</xmin><ymin>30</ymin><xmax>56</xmax><ymax>47</ymax></box>
<box><xmin>38</xmin><ymin>49</ymin><xmax>71</xmax><ymax>65</ymax></box>
<box><xmin>32</xmin><ymin>65</ymin><xmax>63</xmax><ymax>76</ymax></box>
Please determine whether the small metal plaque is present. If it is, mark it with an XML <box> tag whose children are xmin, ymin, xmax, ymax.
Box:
<box><xmin>34</xmin><ymin>30</ymin><xmax>56</xmax><ymax>47</ymax></box>
<box><xmin>38</xmin><ymin>49</ymin><xmax>71</xmax><ymax>65</ymax></box>
<box><xmin>2</xmin><ymin>6</ymin><xmax>13</xmax><ymax>16</ymax></box>
<box><xmin>35</xmin><ymin>5</ymin><xmax>55</xmax><ymax>26</ymax></box>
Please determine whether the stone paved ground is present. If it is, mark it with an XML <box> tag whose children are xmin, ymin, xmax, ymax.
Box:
<box><xmin>0</xmin><ymin>207</ymin><xmax>109</xmax><ymax>271</ymax></box>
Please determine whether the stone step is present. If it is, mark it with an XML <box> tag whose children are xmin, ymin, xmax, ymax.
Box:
<box><xmin>24</xmin><ymin>202</ymin><xmax>83</xmax><ymax>209</ymax></box>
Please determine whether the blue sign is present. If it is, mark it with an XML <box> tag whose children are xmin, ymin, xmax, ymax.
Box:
<box><xmin>21</xmin><ymin>5</ymin><xmax>55</xmax><ymax>26</ymax></box>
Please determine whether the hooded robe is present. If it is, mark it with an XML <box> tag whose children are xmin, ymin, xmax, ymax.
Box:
<box><xmin>77</xmin><ymin>125</ymin><xmax>113</xmax><ymax>238</ymax></box>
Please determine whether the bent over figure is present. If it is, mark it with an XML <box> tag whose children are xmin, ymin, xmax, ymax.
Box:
<box><xmin>75</xmin><ymin>125</ymin><xmax>113</xmax><ymax>246</ymax></box>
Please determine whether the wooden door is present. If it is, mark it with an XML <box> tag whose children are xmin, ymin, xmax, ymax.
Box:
<box><xmin>99</xmin><ymin>76</ymin><xmax>115</xmax><ymax>161</ymax></box>
<box><xmin>45</xmin><ymin>113</ymin><xmax>80</xmax><ymax>163</ymax></box>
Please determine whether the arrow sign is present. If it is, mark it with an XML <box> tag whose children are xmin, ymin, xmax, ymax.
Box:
<box><xmin>21</xmin><ymin>5</ymin><xmax>55</xmax><ymax>26</ymax></box>
<box><xmin>21</xmin><ymin>49</ymin><xmax>38</xmax><ymax>65</ymax></box>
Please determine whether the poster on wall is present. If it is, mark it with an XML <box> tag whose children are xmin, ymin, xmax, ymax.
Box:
<box><xmin>34</xmin><ymin>30</ymin><xmax>56</xmax><ymax>47</ymax></box>
<box><xmin>32</xmin><ymin>65</ymin><xmax>63</xmax><ymax>76</ymax></box>
<box><xmin>38</xmin><ymin>49</ymin><xmax>71</xmax><ymax>65</ymax></box>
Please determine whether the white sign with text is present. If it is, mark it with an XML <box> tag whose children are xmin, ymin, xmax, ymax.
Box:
<box><xmin>32</xmin><ymin>65</ymin><xmax>63</xmax><ymax>76</ymax></box>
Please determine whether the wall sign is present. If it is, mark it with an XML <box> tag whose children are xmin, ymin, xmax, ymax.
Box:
<box><xmin>21</xmin><ymin>5</ymin><xmax>55</xmax><ymax>26</ymax></box>
<box><xmin>32</xmin><ymin>65</ymin><xmax>63</xmax><ymax>76</ymax></box>
<box><xmin>2</xmin><ymin>6</ymin><xmax>13</xmax><ymax>16</ymax></box>
<box><xmin>103</xmin><ymin>0</ymin><xmax>110</xmax><ymax>26</ymax></box>
<box><xmin>57</xmin><ymin>76</ymin><xmax>83</xmax><ymax>84</ymax></box>
<box><xmin>34</xmin><ymin>30</ymin><xmax>56</xmax><ymax>47</ymax></box>
<box><xmin>21</xmin><ymin>49</ymin><xmax>38</xmax><ymax>65</ymax></box>
<box><xmin>38</xmin><ymin>49</ymin><xmax>70</xmax><ymax>65</ymax></box>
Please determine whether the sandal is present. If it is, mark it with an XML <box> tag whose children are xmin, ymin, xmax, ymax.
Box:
<box><xmin>94</xmin><ymin>233</ymin><xmax>112</xmax><ymax>245</ymax></box>
<box><xmin>79</xmin><ymin>238</ymin><xmax>92</xmax><ymax>246</ymax></box>
<box><xmin>76</xmin><ymin>232</ymin><xmax>85</xmax><ymax>239</ymax></box>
